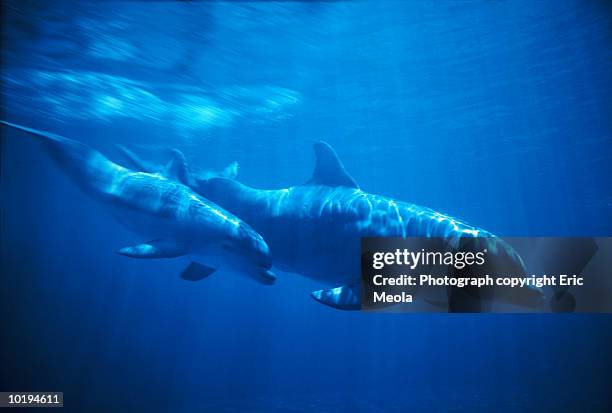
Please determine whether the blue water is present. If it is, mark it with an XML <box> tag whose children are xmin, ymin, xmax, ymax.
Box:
<box><xmin>1</xmin><ymin>1</ymin><xmax>611</xmax><ymax>412</ymax></box>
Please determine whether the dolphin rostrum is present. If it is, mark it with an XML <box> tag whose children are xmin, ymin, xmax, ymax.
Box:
<box><xmin>1</xmin><ymin>121</ymin><xmax>276</xmax><ymax>284</ymax></box>
<box><xmin>120</xmin><ymin>141</ymin><xmax>545</xmax><ymax>310</ymax></box>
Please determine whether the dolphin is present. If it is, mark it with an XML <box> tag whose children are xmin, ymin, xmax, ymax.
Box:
<box><xmin>119</xmin><ymin>141</ymin><xmax>545</xmax><ymax>311</ymax></box>
<box><xmin>1</xmin><ymin>121</ymin><xmax>276</xmax><ymax>284</ymax></box>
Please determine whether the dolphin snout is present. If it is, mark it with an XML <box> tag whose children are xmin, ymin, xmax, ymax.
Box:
<box><xmin>230</xmin><ymin>223</ymin><xmax>276</xmax><ymax>284</ymax></box>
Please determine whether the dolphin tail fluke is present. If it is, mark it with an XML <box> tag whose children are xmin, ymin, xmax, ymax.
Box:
<box><xmin>311</xmin><ymin>284</ymin><xmax>361</xmax><ymax>310</ymax></box>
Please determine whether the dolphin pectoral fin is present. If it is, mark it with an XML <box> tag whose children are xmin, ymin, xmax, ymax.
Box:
<box><xmin>180</xmin><ymin>262</ymin><xmax>216</xmax><ymax>281</ymax></box>
<box><xmin>311</xmin><ymin>284</ymin><xmax>361</xmax><ymax>310</ymax></box>
<box><xmin>117</xmin><ymin>239</ymin><xmax>187</xmax><ymax>258</ymax></box>
<box><xmin>303</xmin><ymin>141</ymin><xmax>359</xmax><ymax>189</ymax></box>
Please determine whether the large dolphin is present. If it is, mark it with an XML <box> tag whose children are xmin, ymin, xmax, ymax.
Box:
<box><xmin>119</xmin><ymin>142</ymin><xmax>545</xmax><ymax>310</ymax></box>
<box><xmin>1</xmin><ymin>121</ymin><xmax>276</xmax><ymax>284</ymax></box>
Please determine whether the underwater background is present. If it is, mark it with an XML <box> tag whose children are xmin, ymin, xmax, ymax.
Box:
<box><xmin>1</xmin><ymin>1</ymin><xmax>611</xmax><ymax>412</ymax></box>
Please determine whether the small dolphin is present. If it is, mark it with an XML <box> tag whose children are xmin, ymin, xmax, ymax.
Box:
<box><xmin>1</xmin><ymin>121</ymin><xmax>276</xmax><ymax>284</ymax></box>
<box><xmin>119</xmin><ymin>142</ymin><xmax>545</xmax><ymax>310</ymax></box>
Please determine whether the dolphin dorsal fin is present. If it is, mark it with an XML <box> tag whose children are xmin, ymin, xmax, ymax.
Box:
<box><xmin>164</xmin><ymin>149</ymin><xmax>191</xmax><ymax>186</ymax></box>
<box><xmin>221</xmin><ymin>161</ymin><xmax>239</xmax><ymax>179</ymax></box>
<box><xmin>304</xmin><ymin>141</ymin><xmax>359</xmax><ymax>189</ymax></box>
